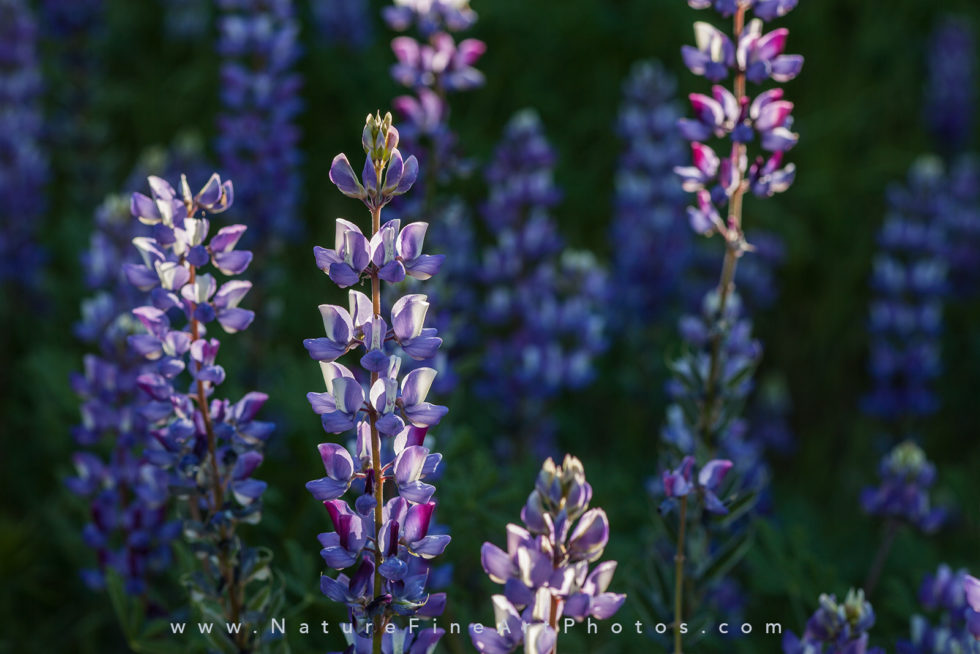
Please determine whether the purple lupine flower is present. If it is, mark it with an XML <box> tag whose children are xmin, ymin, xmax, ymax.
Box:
<box><xmin>784</xmin><ymin>590</ymin><xmax>885</xmax><ymax>654</ymax></box>
<box><xmin>654</xmin><ymin>2</ymin><xmax>803</xmax><ymax>647</ymax></box>
<box><xmin>0</xmin><ymin>0</ymin><xmax>48</xmax><ymax>290</ymax></box>
<box><xmin>896</xmin><ymin>563</ymin><xmax>980</xmax><ymax>654</ymax></box>
<box><xmin>306</xmin><ymin>113</ymin><xmax>449</xmax><ymax>647</ymax></box>
<box><xmin>391</xmin><ymin>33</ymin><xmax>485</xmax><ymax>92</ymax></box>
<box><xmin>216</xmin><ymin>0</ymin><xmax>303</xmax><ymax>246</ymax></box>
<box><xmin>470</xmin><ymin>456</ymin><xmax>625</xmax><ymax>653</ymax></box>
<box><xmin>661</xmin><ymin>456</ymin><xmax>734</xmax><ymax>515</ymax></box>
<box><xmin>676</xmin><ymin>4</ymin><xmax>801</xmax><ymax>239</ymax></box>
<box><xmin>863</xmin><ymin>159</ymin><xmax>947</xmax><ymax>423</ymax></box>
<box><xmin>925</xmin><ymin>17</ymin><xmax>976</xmax><ymax>152</ymax></box>
<box><xmin>478</xmin><ymin>111</ymin><xmax>609</xmax><ymax>451</ymax></box>
<box><xmin>312</xmin><ymin>0</ymin><xmax>374</xmax><ymax>49</ymax></box>
<box><xmin>125</xmin><ymin>172</ymin><xmax>278</xmax><ymax>649</ymax></box>
<box><xmin>860</xmin><ymin>441</ymin><xmax>947</xmax><ymax>533</ymax></box>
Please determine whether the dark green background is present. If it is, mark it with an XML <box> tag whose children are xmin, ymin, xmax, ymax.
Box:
<box><xmin>2</xmin><ymin>0</ymin><xmax>979</xmax><ymax>651</ymax></box>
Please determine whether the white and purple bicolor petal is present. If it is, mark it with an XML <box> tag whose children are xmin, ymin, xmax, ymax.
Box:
<box><xmin>314</xmin><ymin>219</ymin><xmax>371</xmax><ymax>288</ymax></box>
<box><xmin>564</xmin><ymin>561</ymin><xmax>626</xmax><ymax>621</ymax></box>
<box><xmin>360</xmin><ymin>315</ymin><xmax>390</xmax><ymax>372</ymax></box>
<box><xmin>397</xmin><ymin>222</ymin><xmax>445</xmax><ymax>280</ymax></box>
<box><xmin>371</xmin><ymin>357</ymin><xmax>405</xmax><ymax>435</ymax></box>
<box><xmin>567</xmin><ymin>508</ymin><xmax>610</xmax><ymax>563</ymax></box>
<box><xmin>213</xmin><ymin>280</ymin><xmax>255</xmax><ymax>333</ymax></box>
<box><xmin>468</xmin><ymin>595</ymin><xmax>525</xmax><ymax>653</ymax></box>
<box><xmin>737</xmin><ymin>19</ymin><xmax>804</xmax><ymax>84</ymax></box>
<box><xmin>371</xmin><ymin>219</ymin><xmax>407</xmax><ymax>282</ymax></box>
<box><xmin>392</xmin><ymin>445</ymin><xmax>436</xmax><ymax>504</ymax></box>
<box><xmin>682</xmin><ymin>22</ymin><xmax>735</xmax><ymax>81</ymax></box>
<box><xmin>304</xmin><ymin>303</ymin><xmax>355</xmax><ymax>362</ymax></box>
<box><xmin>308</xmin><ymin>362</ymin><xmax>364</xmax><ymax>433</ymax></box>
<box><xmin>391</xmin><ymin>294</ymin><xmax>442</xmax><ymax>360</ymax></box>
<box><xmin>400</xmin><ymin>367</ymin><xmax>448</xmax><ymax>427</ymax></box>
<box><xmin>674</xmin><ymin>142</ymin><xmax>720</xmax><ymax>192</ymax></box>
<box><xmin>307</xmin><ymin>444</ymin><xmax>356</xmax><ymax>501</ymax></box>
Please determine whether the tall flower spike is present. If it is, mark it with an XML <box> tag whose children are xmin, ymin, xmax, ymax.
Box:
<box><xmin>863</xmin><ymin>159</ymin><xmax>947</xmax><ymax>424</ymax></box>
<box><xmin>125</xmin><ymin>172</ymin><xmax>281</xmax><ymax>652</ymax></box>
<box><xmin>479</xmin><ymin>110</ymin><xmax>609</xmax><ymax>451</ymax></box>
<box><xmin>664</xmin><ymin>1</ymin><xmax>803</xmax><ymax>651</ymax></box>
<box><xmin>470</xmin><ymin>456</ymin><xmax>625</xmax><ymax>654</ymax></box>
<box><xmin>783</xmin><ymin>590</ymin><xmax>885</xmax><ymax>654</ymax></box>
<box><xmin>306</xmin><ymin>114</ymin><xmax>449</xmax><ymax>651</ymax></box>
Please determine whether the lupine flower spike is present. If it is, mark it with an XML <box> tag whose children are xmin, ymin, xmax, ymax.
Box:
<box><xmin>666</xmin><ymin>0</ymin><xmax>803</xmax><ymax>650</ymax></box>
<box><xmin>470</xmin><ymin>456</ymin><xmax>625</xmax><ymax>654</ymax></box>
<box><xmin>306</xmin><ymin>112</ymin><xmax>449</xmax><ymax>653</ymax></box>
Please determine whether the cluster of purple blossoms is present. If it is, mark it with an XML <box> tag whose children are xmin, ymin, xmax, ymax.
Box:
<box><xmin>860</xmin><ymin>441</ymin><xmax>946</xmax><ymax>533</ymax></box>
<box><xmin>783</xmin><ymin>589</ymin><xmax>885</xmax><ymax>654</ymax></box>
<box><xmin>610</xmin><ymin>60</ymin><xmax>691</xmax><ymax>324</ymax></box>
<box><xmin>863</xmin><ymin>159</ymin><xmax>948</xmax><ymax>423</ymax></box>
<box><xmin>470</xmin><ymin>456</ymin><xmax>625</xmax><ymax>654</ymax></box>
<box><xmin>675</xmin><ymin>0</ymin><xmax>802</xmax><ymax>237</ymax></box>
<box><xmin>216</xmin><ymin>0</ymin><xmax>303</xmax><ymax>246</ymax></box>
<box><xmin>0</xmin><ymin>0</ymin><xmax>48</xmax><ymax>289</ymax></box>
<box><xmin>657</xmin><ymin>1</ymin><xmax>803</xmax><ymax>649</ymax></box>
<box><xmin>661</xmin><ymin>456</ymin><xmax>733</xmax><ymax>515</ymax></box>
<box><xmin>69</xmin><ymin>193</ymin><xmax>179</xmax><ymax>595</ymax></box>
<box><xmin>125</xmin><ymin>173</ymin><xmax>279</xmax><ymax>649</ymax></box>
<box><xmin>312</xmin><ymin>0</ymin><xmax>374</xmax><ymax>50</ymax></box>
<box><xmin>477</xmin><ymin>111</ymin><xmax>608</xmax><ymax>448</ymax></box>
<box><xmin>306</xmin><ymin>113</ymin><xmax>450</xmax><ymax>649</ymax></box>
<box><xmin>925</xmin><ymin>17</ymin><xmax>976</xmax><ymax>152</ymax></box>
<box><xmin>897</xmin><ymin>565</ymin><xmax>980</xmax><ymax>653</ymax></box>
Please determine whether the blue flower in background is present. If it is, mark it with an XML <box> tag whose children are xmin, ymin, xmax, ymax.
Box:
<box><xmin>216</xmin><ymin>0</ymin><xmax>303</xmax><ymax>247</ymax></box>
<box><xmin>0</xmin><ymin>0</ymin><xmax>48</xmax><ymax>291</ymax></box>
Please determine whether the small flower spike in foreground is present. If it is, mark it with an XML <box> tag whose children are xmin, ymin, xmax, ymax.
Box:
<box><xmin>305</xmin><ymin>112</ymin><xmax>449</xmax><ymax>654</ymax></box>
<box><xmin>470</xmin><ymin>455</ymin><xmax>625</xmax><ymax>654</ymax></box>
<box><xmin>783</xmin><ymin>589</ymin><xmax>885</xmax><ymax>654</ymax></box>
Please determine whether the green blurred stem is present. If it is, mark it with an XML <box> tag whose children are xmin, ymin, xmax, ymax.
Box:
<box><xmin>864</xmin><ymin>519</ymin><xmax>899</xmax><ymax>598</ymax></box>
<box><xmin>673</xmin><ymin>495</ymin><xmax>689</xmax><ymax>654</ymax></box>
